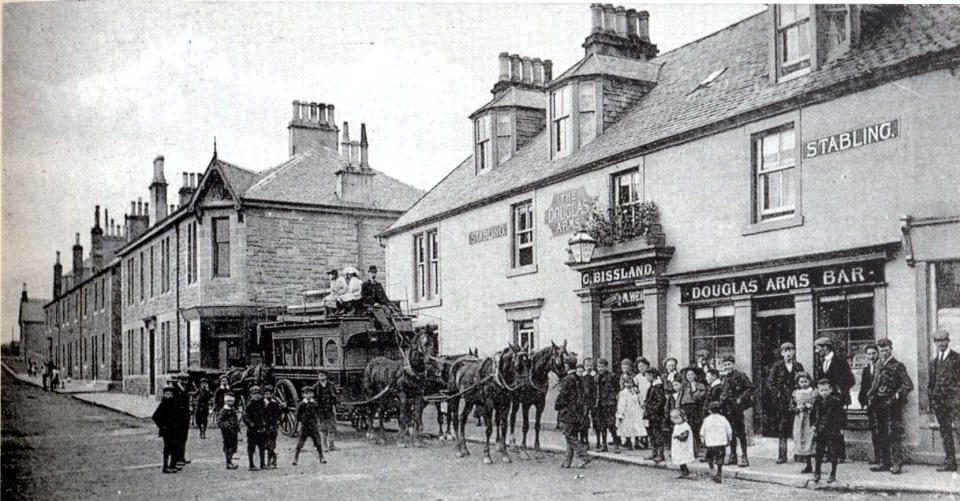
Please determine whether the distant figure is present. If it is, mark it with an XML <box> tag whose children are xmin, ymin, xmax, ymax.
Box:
<box><xmin>792</xmin><ymin>371</ymin><xmax>817</xmax><ymax>473</ymax></box>
<box><xmin>642</xmin><ymin>368</ymin><xmax>667</xmax><ymax>463</ymax></box>
<box><xmin>50</xmin><ymin>365</ymin><xmax>61</xmax><ymax>391</ymax></box>
<box><xmin>312</xmin><ymin>371</ymin><xmax>339</xmax><ymax>452</ymax></box>
<box><xmin>337</xmin><ymin>267</ymin><xmax>363</xmax><ymax>315</ymax></box>
<box><xmin>193</xmin><ymin>379</ymin><xmax>213</xmax><ymax>439</ymax></box>
<box><xmin>323</xmin><ymin>269</ymin><xmax>348</xmax><ymax>315</ymax></box>
<box><xmin>41</xmin><ymin>362</ymin><xmax>50</xmax><ymax>391</ymax></box>
<box><xmin>555</xmin><ymin>354</ymin><xmax>590</xmax><ymax>469</ymax></box>
<box><xmin>868</xmin><ymin>339</ymin><xmax>913</xmax><ymax>475</ymax></box>
<box><xmin>810</xmin><ymin>378</ymin><xmax>845</xmax><ymax>483</ymax></box>
<box><xmin>262</xmin><ymin>385</ymin><xmax>282</xmax><ymax>469</ymax></box>
<box><xmin>292</xmin><ymin>386</ymin><xmax>326</xmax><ymax>466</ymax></box>
<box><xmin>814</xmin><ymin>336</ymin><xmax>855</xmax><ymax>462</ymax></box>
<box><xmin>719</xmin><ymin>356</ymin><xmax>754</xmax><ymax>467</ymax></box>
<box><xmin>766</xmin><ymin>342</ymin><xmax>805</xmax><ymax>464</ymax></box>
<box><xmin>670</xmin><ymin>409</ymin><xmax>695</xmax><ymax>479</ymax></box>
<box><xmin>362</xmin><ymin>266</ymin><xmax>397</xmax><ymax>330</ymax></box>
<box><xmin>152</xmin><ymin>387</ymin><xmax>181</xmax><ymax>474</ymax></box>
<box><xmin>243</xmin><ymin>385</ymin><xmax>267</xmax><ymax>471</ymax></box>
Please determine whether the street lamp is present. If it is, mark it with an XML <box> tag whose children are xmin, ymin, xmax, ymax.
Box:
<box><xmin>568</xmin><ymin>232</ymin><xmax>597</xmax><ymax>264</ymax></box>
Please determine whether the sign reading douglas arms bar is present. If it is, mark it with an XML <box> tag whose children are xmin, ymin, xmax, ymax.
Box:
<box><xmin>804</xmin><ymin>119</ymin><xmax>898</xmax><ymax>159</ymax></box>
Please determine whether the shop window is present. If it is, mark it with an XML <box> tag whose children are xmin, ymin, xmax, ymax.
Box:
<box><xmin>414</xmin><ymin>229</ymin><xmax>440</xmax><ymax>302</ymax></box>
<box><xmin>931</xmin><ymin>262</ymin><xmax>960</xmax><ymax>340</ymax></box>
<box><xmin>691</xmin><ymin>305</ymin><xmax>735</xmax><ymax>366</ymax></box>
<box><xmin>776</xmin><ymin>4</ymin><xmax>812</xmax><ymax>79</ymax></box>
<box><xmin>753</xmin><ymin>125</ymin><xmax>797</xmax><ymax>222</ymax></box>
<box><xmin>512</xmin><ymin>200</ymin><xmax>535</xmax><ymax>268</ymax></box>
<box><xmin>212</xmin><ymin>217</ymin><xmax>230</xmax><ymax>277</ymax></box>
<box><xmin>514</xmin><ymin>319</ymin><xmax>536</xmax><ymax>352</ymax></box>
<box><xmin>816</xmin><ymin>291</ymin><xmax>874</xmax><ymax>410</ymax></box>
<box><xmin>324</xmin><ymin>339</ymin><xmax>340</xmax><ymax>366</ymax></box>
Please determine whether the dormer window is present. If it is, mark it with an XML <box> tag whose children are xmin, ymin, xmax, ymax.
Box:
<box><xmin>776</xmin><ymin>4</ymin><xmax>812</xmax><ymax>79</ymax></box>
<box><xmin>475</xmin><ymin>114</ymin><xmax>492</xmax><ymax>173</ymax></box>
<box><xmin>475</xmin><ymin>110</ymin><xmax>515</xmax><ymax>174</ymax></box>
<box><xmin>496</xmin><ymin>112</ymin><xmax>513</xmax><ymax>164</ymax></box>
<box><xmin>550</xmin><ymin>80</ymin><xmax>600</xmax><ymax>159</ymax></box>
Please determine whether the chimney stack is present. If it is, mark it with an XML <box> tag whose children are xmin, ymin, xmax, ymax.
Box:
<box><xmin>150</xmin><ymin>155</ymin><xmax>168</xmax><ymax>224</ymax></box>
<box><xmin>582</xmin><ymin>4</ymin><xmax>657</xmax><ymax>60</ymax></box>
<box><xmin>498</xmin><ymin>53</ymin><xmax>511</xmax><ymax>81</ymax></box>
<box><xmin>53</xmin><ymin>251</ymin><xmax>63</xmax><ymax>298</ymax></box>
<box><xmin>590</xmin><ymin>4</ymin><xmax>603</xmax><ymax>33</ymax></box>
<box><xmin>72</xmin><ymin>233</ymin><xmax>84</xmax><ymax>283</ymax></box>
<box><xmin>544</xmin><ymin>60</ymin><xmax>553</xmax><ymax>83</ymax></box>
<box><xmin>22</xmin><ymin>282</ymin><xmax>28</xmax><ymax>303</ymax></box>
<box><xmin>510</xmin><ymin>55</ymin><xmax>522</xmax><ymax>83</ymax></box>
<box><xmin>126</xmin><ymin>200</ymin><xmax>150</xmax><ymax>242</ymax></box>
<box><xmin>360</xmin><ymin>123</ymin><xmax>369</xmax><ymax>169</ymax></box>
<box><xmin>91</xmin><ymin>205</ymin><xmax>104</xmax><ymax>273</ymax></box>
<box><xmin>288</xmin><ymin>100</ymin><xmax>340</xmax><ymax>156</ymax></box>
<box><xmin>521</xmin><ymin>57</ymin><xmax>533</xmax><ymax>85</ymax></box>
<box><xmin>489</xmin><ymin>53</ymin><xmax>553</xmax><ymax>97</ymax></box>
<box><xmin>341</xmin><ymin>122</ymin><xmax>352</xmax><ymax>166</ymax></box>
<box><xmin>179</xmin><ymin>172</ymin><xmax>198</xmax><ymax>206</ymax></box>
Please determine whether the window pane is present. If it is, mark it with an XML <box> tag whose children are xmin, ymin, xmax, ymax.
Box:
<box><xmin>715</xmin><ymin>305</ymin><xmax>735</xmax><ymax>317</ymax></box>
<box><xmin>817</xmin><ymin>298</ymin><xmax>848</xmax><ymax>329</ymax></box>
<box><xmin>694</xmin><ymin>308</ymin><xmax>714</xmax><ymax>320</ymax></box>
<box><xmin>936</xmin><ymin>262</ymin><xmax>960</xmax><ymax>336</ymax></box>
<box><xmin>518</xmin><ymin>247</ymin><xmax>533</xmax><ymax>266</ymax></box>
<box><xmin>579</xmin><ymin>82</ymin><xmax>596</xmax><ymax>112</ymax></box>
<box><xmin>302</xmin><ymin>339</ymin><xmax>315</xmax><ymax>366</ymax></box>
<box><xmin>580</xmin><ymin>111</ymin><xmax>596</xmax><ymax>145</ymax></box>
<box><xmin>497</xmin><ymin>112</ymin><xmax>511</xmax><ymax>136</ymax></box>
<box><xmin>497</xmin><ymin>136</ymin><xmax>511</xmax><ymax>163</ymax></box>
<box><xmin>849</xmin><ymin>295</ymin><xmax>874</xmax><ymax>327</ymax></box>
<box><xmin>693</xmin><ymin>318</ymin><xmax>714</xmax><ymax>338</ymax></box>
<box><xmin>715</xmin><ymin>336</ymin><xmax>735</xmax><ymax>361</ymax></box>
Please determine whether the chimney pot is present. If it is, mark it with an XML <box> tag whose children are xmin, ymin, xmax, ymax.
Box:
<box><xmin>590</xmin><ymin>4</ymin><xmax>604</xmax><ymax>33</ymax></box>
<box><xmin>131</xmin><ymin>201</ymin><xmax>136</xmax><ymax>215</ymax></box>
<box><xmin>498</xmin><ymin>52</ymin><xmax>511</xmax><ymax>82</ymax></box>
<box><xmin>56</xmin><ymin>251</ymin><xmax>61</xmax><ymax>263</ymax></box>
<box><xmin>544</xmin><ymin>60</ymin><xmax>554</xmax><ymax>83</ymax></box>
<box><xmin>602</xmin><ymin>5</ymin><xmax>616</xmax><ymax>33</ymax></box>
<box><xmin>327</xmin><ymin>104</ymin><xmax>335</xmax><ymax>126</ymax></box>
<box><xmin>615</xmin><ymin>6</ymin><xmax>627</xmax><ymax>37</ymax></box>
<box><xmin>521</xmin><ymin>57</ymin><xmax>533</xmax><ymax>85</ymax></box>
<box><xmin>350</xmin><ymin>140</ymin><xmax>360</xmax><ymax>165</ymax></box>
<box><xmin>144</xmin><ymin>202</ymin><xmax>149</xmax><ymax>216</ymax></box>
<box><xmin>104</xmin><ymin>209</ymin><xmax>109</xmax><ymax>228</ymax></box>
<box><xmin>360</xmin><ymin>123</ymin><xmax>369</xmax><ymax>169</ymax></box>
<box><xmin>626</xmin><ymin>9</ymin><xmax>639</xmax><ymax>37</ymax></box>
<box><xmin>318</xmin><ymin>103</ymin><xmax>326</xmax><ymax>122</ymax></box>
<box><xmin>94</xmin><ymin>205</ymin><xmax>101</xmax><ymax>228</ymax></box>
<box><xmin>510</xmin><ymin>54</ymin><xmax>522</xmax><ymax>82</ymax></box>
<box><xmin>292</xmin><ymin>100</ymin><xmax>300</xmax><ymax>120</ymax></box>
<box><xmin>191</xmin><ymin>173</ymin><xmax>197</xmax><ymax>187</ymax></box>
<box><xmin>638</xmin><ymin>10</ymin><xmax>650</xmax><ymax>41</ymax></box>
<box><xmin>76</xmin><ymin>233</ymin><xmax>80</xmax><ymax>245</ymax></box>
<box><xmin>532</xmin><ymin>58</ymin><xmax>544</xmax><ymax>86</ymax></box>
<box><xmin>310</xmin><ymin>102</ymin><xmax>318</xmax><ymax>122</ymax></box>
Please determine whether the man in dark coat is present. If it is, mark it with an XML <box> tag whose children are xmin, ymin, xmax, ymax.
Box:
<box><xmin>581</xmin><ymin>358</ymin><xmax>597</xmax><ymax>450</ymax></box>
<box><xmin>719</xmin><ymin>356</ymin><xmax>754</xmax><ymax>467</ymax></box>
<box><xmin>171</xmin><ymin>372</ymin><xmax>192</xmax><ymax>468</ymax></box>
<box><xmin>555</xmin><ymin>355</ymin><xmax>589</xmax><ymax>468</ymax></box>
<box><xmin>858</xmin><ymin>344</ymin><xmax>881</xmax><ymax>464</ymax></box>
<box><xmin>868</xmin><ymin>339</ymin><xmax>914</xmax><ymax>474</ymax></box>
<box><xmin>152</xmin><ymin>387</ymin><xmax>180</xmax><ymax>473</ymax></box>
<box><xmin>814</xmin><ymin>336</ymin><xmax>855</xmax><ymax>461</ymax></box>
<box><xmin>313</xmin><ymin>371</ymin><xmax>340</xmax><ymax>451</ymax></box>
<box><xmin>766</xmin><ymin>342</ymin><xmax>805</xmax><ymax>463</ymax></box>
<box><xmin>361</xmin><ymin>265</ymin><xmax>396</xmax><ymax>330</ymax></box>
<box><xmin>595</xmin><ymin>358</ymin><xmax>620</xmax><ymax>453</ymax></box>
<box><xmin>928</xmin><ymin>329</ymin><xmax>959</xmax><ymax>472</ymax></box>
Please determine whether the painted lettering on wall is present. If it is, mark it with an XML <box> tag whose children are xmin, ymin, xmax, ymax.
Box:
<box><xmin>545</xmin><ymin>187</ymin><xmax>596</xmax><ymax>236</ymax></box>
<box><xmin>804</xmin><ymin>119</ymin><xmax>899</xmax><ymax>159</ymax></box>
<box><xmin>582</xmin><ymin>262</ymin><xmax>657</xmax><ymax>286</ymax></box>
<box><xmin>469</xmin><ymin>223</ymin><xmax>508</xmax><ymax>244</ymax></box>
<box><xmin>679</xmin><ymin>260</ymin><xmax>884</xmax><ymax>302</ymax></box>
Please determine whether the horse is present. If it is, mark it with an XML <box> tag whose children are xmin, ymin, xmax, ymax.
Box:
<box><xmin>422</xmin><ymin>349</ymin><xmax>479</xmax><ymax>442</ymax></box>
<box><xmin>508</xmin><ymin>341</ymin><xmax>568</xmax><ymax>459</ymax></box>
<box><xmin>361</xmin><ymin>328</ymin><xmax>433</xmax><ymax>448</ymax></box>
<box><xmin>451</xmin><ymin>344</ymin><xmax>524</xmax><ymax>464</ymax></box>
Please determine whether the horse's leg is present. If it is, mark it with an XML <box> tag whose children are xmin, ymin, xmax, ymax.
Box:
<box><xmin>457</xmin><ymin>401</ymin><xmax>472</xmax><ymax>458</ymax></box>
<box><xmin>518</xmin><ymin>402</ymin><xmax>531</xmax><ymax>460</ymax></box>
<box><xmin>366</xmin><ymin>404</ymin><xmax>377</xmax><ymax>444</ymax></box>
<box><xmin>378</xmin><ymin>402</ymin><xmax>387</xmax><ymax>446</ymax></box>
<box><xmin>435</xmin><ymin>402</ymin><xmax>445</xmax><ymax>441</ymax></box>
<box><xmin>482</xmin><ymin>401</ymin><xmax>494</xmax><ymax>464</ymax></box>
<box><xmin>397</xmin><ymin>393</ymin><xmax>408</xmax><ymax>448</ymax></box>
<box><xmin>533</xmin><ymin>400</ymin><xmax>546</xmax><ymax>459</ymax></box>
<box><xmin>508</xmin><ymin>399</ymin><xmax>519</xmax><ymax>452</ymax></box>
<box><xmin>498</xmin><ymin>399</ymin><xmax>512</xmax><ymax>463</ymax></box>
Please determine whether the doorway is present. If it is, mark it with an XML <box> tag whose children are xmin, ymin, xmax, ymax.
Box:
<box><xmin>612</xmin><ymin>308</ymin><xmax>643</xmax><ymax>367</ymax></box>
<box><xmin>752</xmin><ymin>296</ymin><xmax>796</xmax><ymax>436</ymax></box>
<box><xmin>148</xmin><ymin>329</ymin><xmax>156</xmax><ymax>395</ymax></box>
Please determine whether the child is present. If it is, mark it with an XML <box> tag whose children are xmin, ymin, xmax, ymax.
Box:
<box><xmin>792</xmin><ymin>371</ymin><xmax>816</xmax><ymax>472</ymax></box>
<box><xmin>633</xmin><ymin>358</ymin><xmax>652</xmax><ymax>449</ymax></box>
<box><xmin>152</xmin><ymin>387</ymin><xmax>180</xmax><ymax>474</ymax></box>
<box><xmin>671</xmin><ymin>409</ymin><xmax>695</xmax><ymax>479</ymax></box>
<box><xmin>262</xmin><ymin>385</ymin><xmax>282</xmax><ymax>468</ymax></box>
<box><xmin>811</xmin><ymin>378</ymin><xmax>844</xmax><ymax>483</ymax></box>
<box><xmin>662</xmin><ymin>358</ymin><xmax>680</xmax><ymax>394</ymax></box>
<box><xmin>581</xmin><ymin>358</ymin><xmax>597</xmax><ymax>450</ymax></box>
<box><xmin>217</xmin><ymin>392</ymin><xmax>240</xmax><ymax>469</ymax></box>
<box><xmin>314</xmin><ymin>371</ymin><xmax>339</xmax><ymax>452</ymax></box>
<box><xmin>293</xmin><ymin>386</ymin><xmax>326</xmax><ymax>465</ymax></box>
<box><xmin>678</xmin><ymin>368</ymin><xmax>706</xmax><ymax>457</ymax></box>
<box><xmin>595</xmin><ymin>359</ymin><xmax>621</xmax><ymax>453</ymax></box>
<box><xmin>643</xmin><ymin>368</ymin><xmax>667</xmax><ymax>463</ymax></box>
<box><xmin>616</xmin><ymin>378</ymin><xmax>647</xmax><ymax>450</ymax></box>
<box><xmin>193</xmin><ymin>379</ymin><xmax>213</xmax><ymax>439</ymax></box>
<box><xmin>700</xmin><ymin>402</ymin><xmax>733</xmax><ymax>483</ymax></box>
<box><xmin>243</xmin><ymin>385</ymin><xmax>267</xmax><ymax>471</ymax></box>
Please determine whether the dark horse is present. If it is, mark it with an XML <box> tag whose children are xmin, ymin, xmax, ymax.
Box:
<box><xmin>508</xmin><ymin>341</ymin><xmax>568</xmax><ymax>459</ymax></box>
<box><xmin>362</xmin><ymin>329</ymin><xmax>432</xmax><ymax>447</ymax></box>
<box><xmin>451</xmin><ymin>344</ymin><xmax>523</xmax><ymax>464</ymax></box>
<box><xmin>422</xmin><ymin>349</ymin><xmax>478</xmax><ymax>442</ymax></box>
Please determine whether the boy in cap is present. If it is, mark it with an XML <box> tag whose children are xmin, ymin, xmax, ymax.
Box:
<box><xmin>217</xmin><ymin>392</ymin><xmax>240</xmax><ymax>469</ymax></box>
<box><xmin>719</xmin><ymin>356</ymin><xmax>754</xmax><ymax>466</ymax></box>
<box><xmin>193</xmin><ymin>379</ymin><xmax>214</xmax><ymax>440</ymax></box>
<box><xmin>595</xmin><ymin>358</ymin><xmax>621</xmax><ymax>453</ymax></box>
<box><xmin>243</xmin><ymin>385</ymin><xmax>268</xmax><ymax>470</ymax></box>
<box><xmin>293</xmin><ymin>386</ymin><xmax>326</xmax><ymax>465</ymax></box>
<box><xmin>262</xmin><ymin>385</ymin><xmax>282</xmax><ymax>468</ymax></box>
<box><xmin>810</xmin><ymin>378</ymin><xmax>844</xmax><ymax>483</ymax></box>
<box><xmin>152</xmin><ymin>387</ymin><xmax>180</xmax><ymax>473</ymax></box>
<box><xmin>313</xmin><ymin>371</ymin><xmax>339</xmax><ymax>451</ymax></box>
<box><xmin>814</xmin><ymin>335</ymin><xmax>854</xmax><ymax>462</ymax></box>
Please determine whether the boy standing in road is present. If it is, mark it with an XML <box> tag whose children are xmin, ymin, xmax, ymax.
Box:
<box><xmin>293</xmin><ymin>386</ymin><xmax>326</xmax><ymax>465</ymax></box>
<box><xmin>217</xmin><ymin>393</ymin><xmax>240</xmax><ymax>469</ymax></box>
<box><xmin>262</xmin><ymin>385</ymin><xmax>282</xmax><ymax>468</ymax></box>
<box><xmin>243</xmin><ymin>385</ymin><xmax>268</xmax><ymax>471</ymax></box>
<box><xmin>152</xmin><ymin>387</ymin><xmax>180</xmax><ymax>474</ymax></box>
<box><xmin>313</xmin><ymin>371</ymin><xmax>339</xmax><ymax>451</ymax></box>
<box><xmin>555</xmin><ymin>354</ymin><xmax>590</xmax><ymax>468</ymax></box>
<box><xmin>193</xmin><ymin>379</ymin><xmax>213</xmax><ymax>439</ymax></box>
<box><xmin>595</xmin><ymin>358</ymin><xmax>621</xmax><ymax>453</ymax></box>
<box><xmin>811</xmin><ymin>379</ymin><xmax>844</xmax><ymax>483</ymax></box>
<box><xmin>700</xmin><ymin>402</ymin><xmax>733</xmax><ymax>483</ymax></box>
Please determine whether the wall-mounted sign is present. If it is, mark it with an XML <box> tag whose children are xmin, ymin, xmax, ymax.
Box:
<box><xmin>545</xmin><ymin>187</ymin><xmax>596</xmax><ymax>236</ymax></box>
<box><xmin>680</xmin><ymin>260</ymin><xmax>884</xmax><ymax>302</ymax></box>
<box><xmin>582</xmin><ymin>261</ymin><xmax>659</xmax><ymax>287</ymax></box>
<box><xmin>804</xmin><ymin>119</ymin><xmax>898</xmax><ymax>159</ymax></box>
<box><xmin>602</xmin><ymin>290</ymin><xmax>645</xmax><ymax>308</ymax></box>
<box><xmin>469</xmin><ymin>223</ymin><xmax>508</xmax><ymax>244</ymax></box>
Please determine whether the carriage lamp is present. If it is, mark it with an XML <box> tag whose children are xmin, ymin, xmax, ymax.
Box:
<box><xmin>568</xmin><ymin>232</ymin><xmax>597</xmax><ymax>264</ymax></box>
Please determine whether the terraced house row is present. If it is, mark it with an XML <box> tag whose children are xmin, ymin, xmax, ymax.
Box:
<box><xmin>380</xmin><ymin>4</ymin><xmax>960</xmax><ymax>464</ymax></box>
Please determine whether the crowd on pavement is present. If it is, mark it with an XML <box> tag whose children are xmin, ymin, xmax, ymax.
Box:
<box><xmin>552</xmin><ymin>328</ymin><xmax>960</xmax><ymax>484</ymax></box>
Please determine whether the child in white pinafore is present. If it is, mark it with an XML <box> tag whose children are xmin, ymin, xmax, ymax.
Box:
<box><xmin>670</xmin><ymin>409</ymin><xmax>695</xmax><ymax>478</ymax></box>
<box><xmin>616</xmin><ymin>378</ymin><xmax>647</xmax><ymax>450</ymax></box>
<box><xmin>791</xmin><ymin>371</ymin><xmax>817</xmax><ymax>472</ymax></box>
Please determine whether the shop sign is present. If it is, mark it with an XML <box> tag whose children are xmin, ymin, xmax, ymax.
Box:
<box><xmin>804</xmin><ymin>119</ymin><xmax>898</xmax><ymax>159</ymax></box>
<box><xmin>602</xmin><ymin>290</ymin><xmax>644</xmax><ymax>308</ymax></box>
<box><xmin>582</xmin><ymin>261</ymin><xmax>658</xmax><ymax>287</ymax></box>
<box><xmin>545</xmin><ymin>187</ymin><xmax>596</xmax><ymax>236</ymax></box>
<box><xmin>680</xmin><ymin>260</ymin><xmax>884</xmax><ymax>302</ymax></box>
<box><xmin>469</xmin><ymin>223</ymin><xmax>508</xmax><ymax>244</ymax></box>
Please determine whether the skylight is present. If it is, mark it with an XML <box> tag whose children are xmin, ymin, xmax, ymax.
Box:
<box><xmin>689</xmin><ymin>67</ymin><xmax>727</xmax><ymax>95</ymax></box>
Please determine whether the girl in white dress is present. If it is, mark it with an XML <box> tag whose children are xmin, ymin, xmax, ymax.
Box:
<box><xmin>670</xmin><ymin>409</ymin><xmax>695</xmax><ymax>478</ymax></box>
<box><xmin>792</xmin><ymin>371</ymin><xmax>817</xmax><ymax>472</ymax></box>
<box><xmin>616</xmin><ymin>378</ymin><xmax>647</xmax><ymax>450</ymax></box>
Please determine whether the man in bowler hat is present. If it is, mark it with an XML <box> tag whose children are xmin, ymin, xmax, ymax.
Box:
<box><xmin>928</xmin><ymin>329</ymin><xmax>959</xmax><ymax>472</ymax></box>
<box><xmin>868</xmin><ymin>339</ymin><xmax>913</xmax><ymax>474</ymax></box>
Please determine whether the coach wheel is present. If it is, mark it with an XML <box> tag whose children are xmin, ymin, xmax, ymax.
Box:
<box><xmin>275</xmin><ymin>379</ymin><xmax>300</xmax><ymax>437</ymax></box>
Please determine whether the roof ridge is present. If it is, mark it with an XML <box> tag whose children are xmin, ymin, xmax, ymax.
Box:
<box><xmin>246</xmin><ymin>150</ymin><xmax>313</xmax><ymax>194</ymax></box>
<box><xmin>215</xmin><ymin>157</ymin><xmax>258</xmax><ymax>176</ymax></box>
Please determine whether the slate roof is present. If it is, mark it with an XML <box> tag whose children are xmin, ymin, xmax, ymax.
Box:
<box><xmin>385</xmin><ymin>5</ymin><xmax>960</xmax><ymax>235</ymax></box>
<box><xmin>552</xmin><ymin>52</ymin><xmax>661</xmax><ymax>85</ymax></box>
<box><xmin>471</xmin><ymin>86</ymin><xmax>547</xmax><ymax>118</ymax></box>
<box><xmin>214</xmin><ymin>147</ymin><xmax>424</xmax><ymax>212</ymax></box>
<box><xmin>20</xmin><ymin>299</ymin><xmax>47</xmax><ymax>324</ymax></box>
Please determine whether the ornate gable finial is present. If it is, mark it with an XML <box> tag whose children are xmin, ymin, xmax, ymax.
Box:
<box><xmin>213</xmin><ymin>136</ymin><xmax>218</xmax><ymax>159</ymax></box>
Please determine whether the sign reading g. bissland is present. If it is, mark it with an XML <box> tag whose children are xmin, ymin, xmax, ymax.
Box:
<box><xmin>804</xmin><ymin>119</ymin><xmax>898</xmax><ymax>159</ymax></box>
<box><xmin>582</xmin><ymin>261</ymin><xmax>658</xmax><ymax>286</ymax></box>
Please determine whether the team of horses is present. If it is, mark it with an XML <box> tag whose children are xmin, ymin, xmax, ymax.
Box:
<box><xmin>361</xmin><ymin>328</ymin><xmax>570</xmax><ymax>464</ymax></box>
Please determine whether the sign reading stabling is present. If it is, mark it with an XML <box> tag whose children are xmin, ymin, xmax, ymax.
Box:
<box><xmin>545</xmin><ymin>187</ymin><xmax>596</xmax><ymax>236</ymax></box>
<box><xmin>469</xmin><ymin>223</ymin><xmax>508</xmax><ymax>244</ymax></box>
<box><xmin>804</xmin><ymin>119</ymin><xmax>899</xmax><ymax>159</ymax></box>
<box><xmin>680</xmin><ymin>260</ymin><xmax>885</xmax><ymax>302</ymax></box>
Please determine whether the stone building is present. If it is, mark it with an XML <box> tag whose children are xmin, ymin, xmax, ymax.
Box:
<box><xmin>42</xmin><ymin>206</ymin><xmax>127</xmax><ymax>384</ymax></box>
<box><xmin>118</xmin><ymin>101</ymin><xmax>423</xmax><ymax>397</ymax></box>
<box><xmin>381</xmin><ymin>5</ymin><xmax>960</xmax><ymax>463</ymax></box>
<box><xmin>18</xmin><ymin>284</ymin><xmax>48</xmax><ymax>365</ymax></box>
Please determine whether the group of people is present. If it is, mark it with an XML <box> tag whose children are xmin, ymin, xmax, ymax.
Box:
<box><xmin>554</xmin><ymin>328</ymin><xmax>959</xmax><ymax>483</ymax></box>
<box><xmin>322</xmin><ymin>265</ymin><xmax>395</xmax><ymax>324</ymax></box>
<box><xmin>152</xmin><ymin>370</ymin><xmax>340</xmax><ymax>473</ymax></box>
<box><xmin>37</xmin><ymin>360</ymin><xmax>64</xmax><ymax>391</ymax></box>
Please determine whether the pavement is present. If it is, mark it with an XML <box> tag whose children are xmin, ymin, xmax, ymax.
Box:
<box><xmin>3</xmin><ymin>360</ymin><xmax>957</xmax><ymax>496</ymax></box>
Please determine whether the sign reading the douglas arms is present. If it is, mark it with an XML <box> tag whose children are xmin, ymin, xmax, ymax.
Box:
<box><xmin>804</xmin><ymin>119</ymin><xmax>899</xmax><ymax>159</ymax></box>
<box><xmin>680</xmin><ymin>260</ymin><xmax>885</xmax><ymax>302</ymax></box>
<box><xmin>545</xmin><ymin>187</ymin><xmax>595</xmax><ymax>236</ymax></box>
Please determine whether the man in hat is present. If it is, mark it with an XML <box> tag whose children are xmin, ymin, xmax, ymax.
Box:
<box><xmin>171</xmin><ymin>372</ymin><xmax>193</xmax><ymax>467</ymax></box>
<box><xmin>719</xmin><ymin>355</ymin><xmax>754</xmax><ymax>466</ymax></box>
<box><xmin>312</xmin><ymin>371</ymin><xmax>340</xmax><ymax>451</ymax></box>
<box><xmin>337</xmin><ymin>267</ymin><xmax>363</xmax><ymax>314</ymax></box>
<box><xmin>766</xmin><ymin>341</ymin><xmax>805</xmax><ymax>463</ymax></box>
<box><xmin>858</xmin><ymin>344</ymin><xmax>882</xmax><ymax>464</ymax></box>
<box><xmin>241</xmin><ymin>351</ymin><xmax>274</xmax><ymax>388</ymax></box>
<box><xmin>363</xmin><ymin>265</ymin><xmax>397</xmax><ymax>330</ymax></box>
<box><xmin>928</xmin><ymin>329</ymin><xmax>959</xmax><ymax>472</ymax></box>
<box><xmin>868</xmin><ymin>339</ymin><xmax>913</xmax><ymax>474</ymax></box>
<box><xmin>324</xmin><ymin>269</ymin><xmax>348</xmax><ymax>315</ymax></box>
<box><xmin>555</xmin><ymin>354</ymin><xmax>590</xmax><ymax>468</ymax></box>
<box><xmin>814</xmin><ymin>336</ymin><xmax>855</xmax><ymax>461</ymax></box>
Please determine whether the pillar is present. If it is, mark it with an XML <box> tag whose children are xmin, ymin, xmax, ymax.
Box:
<box><xmin>577</xmin><ymin>289</ymin><xmax>601</xmax><ymax>361</ymax></box>
<box><xmin>679</xmin><ymin>305</ymin><xmax>691</xmax><ymax>366</ymax></box>
<box><xmin>733</xmin><ymin>296</ymin><xmax>754</xmax><ymax>436</ymax></box>
<box><xmin>641</xmin><ymin>280</ymin><xmax>668</xmax><ymax>367</ymax></box>
<box><xmin>794</xmin><ymin>290</ymin><xmax>814</xmax><ymax>372</ymax></box>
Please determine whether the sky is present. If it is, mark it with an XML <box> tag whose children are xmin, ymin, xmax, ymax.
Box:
<box><xmin>0</xmin><ymin>1</ymin><xmax>767</xmax><ymax>344</ymax></box>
